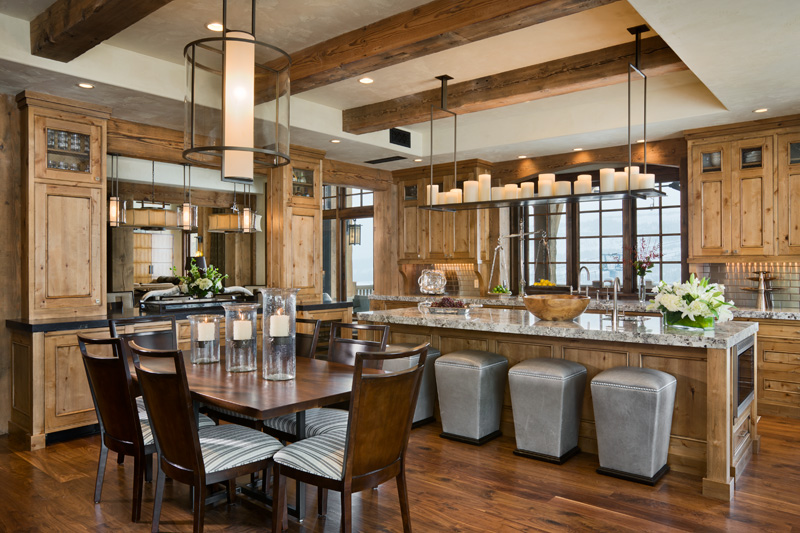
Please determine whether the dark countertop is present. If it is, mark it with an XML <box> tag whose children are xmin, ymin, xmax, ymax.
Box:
<box><xmin>6</xmin><ymin>300</ymin><xmax>355</xmax><ymax>334</ymax></box>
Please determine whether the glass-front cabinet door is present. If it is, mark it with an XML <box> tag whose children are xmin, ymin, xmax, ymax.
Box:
<box><xmin>35</xmin><ymin>116</ymin><xmax>103</xmax><ymax>186</ymax></box>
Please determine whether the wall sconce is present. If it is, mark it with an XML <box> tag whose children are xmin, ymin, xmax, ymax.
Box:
<box><xmin>347</xmin><ymin>221</ymin><xmax>362</xmax><ymax>246</ymax></box>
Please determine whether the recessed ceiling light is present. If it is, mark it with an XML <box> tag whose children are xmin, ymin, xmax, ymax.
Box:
<box><xmin>207</xmin><ymin>22</ymin><xmax>223</xmax><ymax>31</ymax></box>
<box><xmin>413</xmin><ymin>158</ymin><xmax>423</xmax><ymax>162</ymax></box>
<box><xmin>359</xmin><ymin>77</ymin><xmax>374</xmax><ymax>84</ymax></box>
<box><xmin>517</xmin><ymin>155</ymin><xmax>527</xmax><ymax>159</ymax></box>
<box><xmin>753</xmin><ymin>108</ymin><xmax>768</xmax><ymax>113</ymax></box>
<box><xmin>573</xmin><ymin>148</ymin><xmax>583</xmax><ymax>152</ymax></box>
<box><xmin>77</xmin><ymin>82</ymin><xmax>94</xmax><ymax>89</ymax></box>
<box><xmin>330</xmin><ymin>139</ymin><xmax>341</xmax><ymax>144</ymax></box>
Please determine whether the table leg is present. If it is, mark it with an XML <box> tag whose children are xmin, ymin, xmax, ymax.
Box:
<box><xmin>294</xmin><ymin>410</ymin><xmax>306</xmax><ymax>521</ymax></box>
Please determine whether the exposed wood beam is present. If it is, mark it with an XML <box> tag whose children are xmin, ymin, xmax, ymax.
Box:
<box><xmin>343</xmin><ymin>36</ymin><xmax>686</xmax><ymax>135</ymax></box>
<box><xmin>30</xmin><ymin>0</ymin><xmax>176</xmax><ymax>62</ymax></box>
<box><xmin>116</xmin><ymin>181</ymin><xmax>235</xmax><ymax>208</ymax></box>
<box><xmin>257</xmin><ymin>0</ymin><xmax>620</xmax><ymax>99</ymax></box>
<box><xmin>323</xmin><ymin>159</ymin><xmax>393</xmax><ymax>191</ymax></box>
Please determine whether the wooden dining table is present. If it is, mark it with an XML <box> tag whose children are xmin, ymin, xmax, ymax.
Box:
<box><xmin>132</xmin><ymin>354</ymin><xmax>380</xmax><ymax>520</ymax></box>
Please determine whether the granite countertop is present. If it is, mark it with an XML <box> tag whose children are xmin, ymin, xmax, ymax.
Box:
<box><xmin>357</xmin><ymin>308</ymin><xmax>758</xmax><ymax>349</ymax></box>
<box><xmin>368</xmin><ymin>294</ymin><xmax>800</xmax><ymax>321</ymax></box>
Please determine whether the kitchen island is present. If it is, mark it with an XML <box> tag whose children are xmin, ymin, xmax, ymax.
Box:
<box><xmin>358</xmin><ymin>307</ymin><xmax>759</xmax><ymax>501</ymax></box>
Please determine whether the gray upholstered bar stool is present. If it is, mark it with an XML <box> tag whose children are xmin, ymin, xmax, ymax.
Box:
<box><xmin>509</xmin><ymin>358</ymin><xmax>587</xmax><ymax>464</ymax></box>
<box><xmin>435</xmin><ymin>349</ymin><xmax>508</xmax><ymax>445</ymax></box>
<box><xmin>382</xmin><ymin>343</ymin><xmax>442</xmax><ymax>427</ymax></box>
<box><xmin>591</xmin><ymin>367</ymin><xmax>677</xmax><ymax>485</ymax></box>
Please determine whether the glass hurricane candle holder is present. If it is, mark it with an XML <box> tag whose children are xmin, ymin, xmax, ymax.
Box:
<box><xmin>188</xmin><ymin>314</ymin><xmax>220</xmax><ymax>364</ymax></box>
<box><xmin>222</xmin><ymin>303</ymin><xmax>259</xmax><ymax>373</ymax></box>
<box><xmin>260</xmin><ymin>288</ymin><xmax>299</xmax><ymax>380</ymax></box>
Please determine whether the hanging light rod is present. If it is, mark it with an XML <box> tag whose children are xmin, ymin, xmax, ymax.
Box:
<box><xmin>183</xmin><ymin>0</ymin><xmax>291</xmax><ymax>185</ymax></box>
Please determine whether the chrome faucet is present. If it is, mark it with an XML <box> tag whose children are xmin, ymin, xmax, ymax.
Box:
<box><xmin>578</xmin><ymin>266</ymin><xmax>590</xmax><ymax>297</ymax></box>
<box><xmin>612</xmin><ymin>277</ymin><xmax>622</xmax><ymax>327</ymax></box>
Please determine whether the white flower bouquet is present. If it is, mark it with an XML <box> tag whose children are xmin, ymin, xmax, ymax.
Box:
<box><xmin>646</xmin><ymin>273</ymin><xmax>735</xmax><ymax>329</ymax></box>
<box><xmin>171</xmin><ymin>259</ymin><xmax>227</xmax><ymax>298</ymax></box>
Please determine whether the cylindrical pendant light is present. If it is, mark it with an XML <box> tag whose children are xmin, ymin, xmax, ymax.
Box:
<box><xmin>108</xmin><ymin>154</ymin><xmax>126</xmax><ymax>227</ymax></box>
<box><xmin>183</xmin><ymin>0</ymin><xmax>291</xmax><ymax>184</ymax></box>
<box><xmin>177</xmin><ymin>164</ymin><xmax>198</xmax><ymax>231</ymax></box>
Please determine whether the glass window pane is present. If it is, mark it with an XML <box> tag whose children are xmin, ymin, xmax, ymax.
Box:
<box><xmin>579</xmin><ymin>238</ymin><xmax>600</xmax><ymax>262</ymax></box>
<box><xmin>580</xmin><ymin>212</ymin><xmax>599</xmax><ymax>236</ymax></box>
<box><xmin>661</xmin><ymin>183</ymin><xmax>681</xmax><ymax>206</ymax></box>
<box><xmin>601</xmin><ymin>199</ymin><xmax>622</xmax><ymax>210</ymax></box>
<box><xmin>348</xmin><ymin>217</ymin><xmax>373</xmax><ymax>302</ymax></box>
<box><xmin>580</xmin><ymin>264</ymin><xmax>600</xmax><ymax>285</ymax></box>
<box><xmin>662</xmin><ymin>207</ymin><xmax>680</xmax><ymax>232</ymax></box>
<box><xmin>636</xmin><ymin>209</ymin><xmax>660</xmax><ymax>235</ymax></box>
<box><xmin>602</xmin><ymin>210</ymin><xmax>623</xmax><ymax>235</ymax></box>
<box><xmin>553</xmin><ymin>264</ymin><xmax>567</xmax><ymax>286</ymax></box>
<box><xmin>322</xmin><ymin>218</ymin><xmax>338</xmax><ymax>298</ymax></box>
<box><xmin>602</xmin><ymin>237</ymin><xmax>623</xmax><ymax>261</ymax></box>
<box><xmin>551</xmin><ymin>239</ymin><xmax>567</xmax><ymax>263</ymax></box>
<box><xmin>580</xmin><ymin>201</ymin><xmax>599</xmax><ymax>212</ymax></box>
<box><xmin>602</xmin><ymin>262</ymin><xmax>623</xmax><ymax>283</ymax></box>
<box><xmin>662</xmin><ymin>235</ymin><xmax>682</xmax><ymax>262</ymax></box>
<box><xmin>702</xmin><ymin>151</ymin><xmax>721</xmax><ymax>172</ymax></box>
<box><xmin>661</xmin><ymin>263</ymin><xmax>682</xmax><ymax>284</ymax></box>
<box><xmin>362</xmin><ymin>192</ymin><xmax>374</xmax><ymax>206</ymax></box>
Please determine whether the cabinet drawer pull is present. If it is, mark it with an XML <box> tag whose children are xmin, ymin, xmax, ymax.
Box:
<box><xmin>723</xmin><ymin>250</ymin><xmax>730</xmax><ymax>254</ymax></box>
<box><xmin>737</xmin><ymin>430</ymin><xmax>749</xmax><ymax>439</ymax></box>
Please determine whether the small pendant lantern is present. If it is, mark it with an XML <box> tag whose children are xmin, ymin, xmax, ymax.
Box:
<box><xmin>177</xmin><ymin>164</ymin><xmax>198</xmax><ymax>231</ymax></box>
<box><xmin>108</xmin><ymin>154</ymin><xmax>126</xmax><ymax>227</ymax></box>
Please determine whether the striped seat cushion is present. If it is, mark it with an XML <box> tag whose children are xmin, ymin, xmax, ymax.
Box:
<box><xmin>264</xmin><ymin>408</ymin><xmax>349</xmax><ymax>438</ymax></box>
<box><xmin>199</xmin><ymin>424</ymin><xmax>283</xmax><ymax>474</ymax></box>
<box><xmin>138</xmin><ymin>397</ymin><xmax>216</xmax><ymax>445</ymax></box>
<box><xmin>273</xmin><ymin>431</ymin><xmax>346</xmax><ymax>481</ymax></box>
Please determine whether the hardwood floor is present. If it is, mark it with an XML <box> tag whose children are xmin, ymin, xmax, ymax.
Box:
<box><xmin>1</xmin><ymin>416</ymin><xmax>799</xmax><ymax>532</ymax></box>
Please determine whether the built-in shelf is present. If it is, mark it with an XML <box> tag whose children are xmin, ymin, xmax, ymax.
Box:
<box><xmin>419</xmin><ymin>188</ymin><xmax>666</xmax><ymax>212</ymax></box>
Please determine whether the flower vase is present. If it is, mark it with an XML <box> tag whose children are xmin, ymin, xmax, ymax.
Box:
<box><xmin>638</xmin><ymin>275</ymin><xmax>647</xmax><ymax>302</ymax></box>
<box><xmin>662</xmin><ymin>310</ymin><xmax>715</xmax><ymax>330</ymax></box>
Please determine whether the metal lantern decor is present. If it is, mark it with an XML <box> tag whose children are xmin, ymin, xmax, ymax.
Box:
<box><xmin>347</xmin><ymin>221</ymin><xmax>362</xmax><ymax>245</ymax></box>
<box><xmin>108</xmin><ymin>154</ymin><xmax>126</xmax><ymax>227</ymax></box>
<box><xmin>177</xmin><ymin>164</ymin><xmax>198</xmax><ymax>231</ymax></box>
<box><xmin>183</xmin><ymin>0</ymin><xmax>291</xmax><ymax>184</ymax></box>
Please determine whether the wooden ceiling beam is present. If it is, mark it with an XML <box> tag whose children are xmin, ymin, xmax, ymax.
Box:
<box><xmin>257</xmin><ymin>0</ymin><xmax>621</xmax><ymax>99</ymax></box>
<box><xmin>30</xmin><ymin>0</ymin><xmax>176</xmax><ymax>62</ymax></box>
<box><xmin>342</xmin><ymin>36</ymin><xmax>687</xmax><ymax>135</ymax></box>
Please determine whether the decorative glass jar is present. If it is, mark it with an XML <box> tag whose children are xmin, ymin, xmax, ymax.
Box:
<box><xmin>222</xmin><ymin>303</ymin><xmax>259</xmax><ymax>372</ymax></box>
<box><xmin>261</xmin><ymin>288</ymin><xmax>299</xmax><ymax>380</ymax></box>
<box><xmin>662</xmin><ymin>310</ymin><xmax>714</xmax><ymax>330</ymax></box>
<box><xmin>188</xmin><ymin>314</ymin><xmax>220</xmax><ymax>364</ymax></box>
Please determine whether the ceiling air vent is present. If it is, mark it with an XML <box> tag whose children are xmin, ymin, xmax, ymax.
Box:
<box><xmin>389</xmin><ymin>128</ymin><xmax>411</xmax><ymax>148</ymax></box>
<box><xmin>364</xmin><ymin>156</ymin><xmax>407</xmax><ymax>165</ymax></box>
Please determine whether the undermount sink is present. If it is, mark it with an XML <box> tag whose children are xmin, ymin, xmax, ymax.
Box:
<box><xmin>523</xmin><ymin>294</ymin><xmax>590</xmax><ymax>321</ymax></box>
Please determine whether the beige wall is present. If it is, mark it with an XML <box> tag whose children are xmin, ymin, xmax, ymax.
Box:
<box><xmin>0</xmin><ymin>93</ymin><xmax>22</xmax><ymax>435</ymax></box>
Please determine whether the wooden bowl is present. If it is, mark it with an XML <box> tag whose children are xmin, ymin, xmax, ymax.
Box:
<box><xmin>523</xmin><ymin>294</ymin><xmax>590</xmax><ymax>321</ymax></box>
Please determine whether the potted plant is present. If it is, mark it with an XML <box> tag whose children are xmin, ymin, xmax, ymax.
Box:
<box><xmin>171</xmin><ymin>258</ymin><xmax>227</xmax><ymax>299</ymax></box>
<box><xmin>646</xmin><ymin>274</ymin><xmax>735</xmax><ymax>330</ymax></box>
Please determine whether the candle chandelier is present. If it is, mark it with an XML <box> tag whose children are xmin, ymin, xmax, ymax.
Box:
<box><xmin>183</xmin><ymin>0</ymin><xmax>291</xmax><ymax>184</ymax></box>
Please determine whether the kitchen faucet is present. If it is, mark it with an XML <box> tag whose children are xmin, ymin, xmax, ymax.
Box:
<box><xmin>578</xmin><ymin>266</ymin><xmax>590</xmax><ymax>297</ymax></box>
<box><xmin>612</xmin><ymin>277</ymin><xmax>621</xmax><ymax>328</ymax></box>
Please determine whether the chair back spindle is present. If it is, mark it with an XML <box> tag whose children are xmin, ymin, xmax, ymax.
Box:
<box><xmin>328</xmin><ymin>322</ymin><xmax>389</xmax><ymax>368</ymax></box>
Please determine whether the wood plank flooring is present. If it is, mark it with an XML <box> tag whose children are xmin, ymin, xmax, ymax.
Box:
<box><xmin>1</xmin><ymin>415</ymin><xmax>799</xmax><ymax>532</ymax></box>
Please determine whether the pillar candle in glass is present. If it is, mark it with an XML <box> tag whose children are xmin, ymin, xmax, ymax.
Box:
<box><xmin>478</xmin><ymin>174</ymin><xmax>492</xmax><ymax>201</ymax></box>
<box><xmin>599</xmin><ymin>168</ymin><xmax>615</xmax><ymax>192</ymax></box>
<box><xmin>520</xmin><ymin>182</ymin><xmax>535</xmax><ymax>198</ymax></box>
<box><xmin>222</xmin><ymin>303</ymin><xmax>258</xmax><ymax>372</ymax></box>
<box><xmin>261</xmin><ymin>288</ymin><xmax>299</xmax><ymax>380</ymax></box>
<box><xmin>463</xmin><ymin>181</ymin><xmax>479</xmax><ymax>203</ymax></box>
<box><xmin>426</xmin><ymin>184</ymin><xmax>439</xmax><ymax>205</ymax></box>
<box><xmin>614</xmin><ymin>171</ymin><xmax>629</xmax><ymax>191</ymax></box>
<box><xmin>638</xmin><ymin>173</ymin><xmax>655</xmax><ymax>189</ymax></box>
<box><xmin>491</xmin><ymin>186</ymin><xmax>504</xmax><ymax>201</ymax></box>
<box><xmin>188</xmin><ymin>314</ymin><xmax>220</xmax><ymax>364</ymax></box>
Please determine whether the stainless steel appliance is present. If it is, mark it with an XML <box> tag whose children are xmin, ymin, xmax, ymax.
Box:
<box><xmin>734</xmin><ymin>335</ymin><xmax>755</xmax><ymax>419</ymax></box>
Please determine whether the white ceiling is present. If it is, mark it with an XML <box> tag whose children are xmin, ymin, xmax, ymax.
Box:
<box><xmin>0</xmin><ymin>0</ymin><xmax>798</xmax><ymax>172</ymax></box>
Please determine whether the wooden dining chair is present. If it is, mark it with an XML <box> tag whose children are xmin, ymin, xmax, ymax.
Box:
<box><xmin>296</xmin><ymin>318</ymin><xmax>322</xmax><ymax>359</ymax></box>
<box><xmin>271</xmin><ymin>344</ymin><xmax>429</xmax><ymax>533</ymax></box>
<box><xmin>327</xmin><ymin>322</ymin><xmax>390</xmax><ymax>368</ymax></box>
<box><xmin>77</xmin><ymin>334</ymin><xmax>155</xmax><ymax>523</ymax></box>
<box><xmin>129</xmin><ymin>341</ymin><xmax>284</xmax><ymax>533</ymax></box>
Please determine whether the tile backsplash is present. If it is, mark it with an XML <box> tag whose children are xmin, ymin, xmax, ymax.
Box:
<box><xmin>402</xmin><ymin>263</ymin><xmax>480</xmax><ymax>297</ymax></box>
<box><xmin>701</xmin><ymin>262</ymin><xmax>800</xmax><ymax>310</ymax></box>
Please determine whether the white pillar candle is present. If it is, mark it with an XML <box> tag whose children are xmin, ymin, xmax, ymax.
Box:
<box><xmin>446</xmin><ymin>189</ymin><xmax>462</xmax><ymax>204</ymax></box>
<box><xmin>638</xmin><ymin>173</ymin><xmax>655</xmax><ymax>189</ymax></box>
<box><xmin>554</xmin><ymin>181</ymin><xmax>571</xmax><ymax>196</ymax></box>
<box><xmin>625</xmin><ymin>166</ymin><xmax>640</xmax><ymax>178</ymax></box>
<box><xmin>426</xmin><ymin>184</ymin><xmax>439</xmax><ymax>205</ymax></box>
<box><xmin>520</xmin><ymin>182</ymin><xmax>535</xmax><ymax>198</ymax></box>
<box><xmin>599</xmin><ymin>168</ymin><xmax>615</xmax><ymax>192</ymax></box>
<box><xmin>503</xmin><ymin>184</ymin><xmax>519</xmax><ymax>200</ymax></box>
<box><xmin>437</xmin><ymin>192</ymin><xmax>447</xmax><ymax>204</ymax></box>
<box><xmin>197</xmin><ymin>322</ymin><xmax>215</xmax><ymax>342</ymax></box>
<box><xmin>538</xmin><ymin>173</ymin><xmax>555</xmax><ymax>183</ymax></box>
<box><xmin>574</xmin><ymin>180</ymin><xmax>592</xmax><ymax>195</ymax></box>
<box><xmin>463</xmin><ymin>181</ymin><xmax>479</xmax><ymax>203</ymax></box>
<box><xmin>233</xmin><ymin>320</ymin><xmax>252</xmax><ymax>341</ymax></box>
<box><xmin>538</xmin><ymin>181</ymin><xmax>553</xmax><ymax>197</ymax></box>
<box><xmin>491</xmin><ymin>186</ymin><xmax>504</xmax><ymax>201</ymax></box>
<box><xmin>614</xmin><ymin>171</ymin><xmax>629</xmax><ymax>191</ymax></box>
<box><xmin>269</xmin><ymin>313</ymin><xmax>290</xmax><ymax>337</ymax></box>
<box><xmin>478</xmin><ymin>174</ymin><xmax>492</xmax><ymax>201</ymax></box>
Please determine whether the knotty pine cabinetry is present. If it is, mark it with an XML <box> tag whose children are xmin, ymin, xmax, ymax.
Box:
<box><xmin>17</xmin><ymin>92</ymin><xmax>110</xmax><ymax>319</ymax></box>
<box><xmin>688</xmin><ymin>117</ymin><xmax>800</xmax><ymax>262</ymax></box>
<box><xmin>745</xmin><ymin>319</ymin><xmax>800</xmax><ymax>419</ymax></box>
<box><xmin>395</xmin><ymin>160</ymin><xmax>491</xmax><ymax>263</ymax></box>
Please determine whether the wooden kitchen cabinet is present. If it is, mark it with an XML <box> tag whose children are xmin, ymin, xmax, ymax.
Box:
<box><xmin>17</xmin><ymin>91</ymin><xmax>110</xmax><ymax>319</ymax></box>
<box><xmin>755</xmin><ymin>322</ymin><xmax>800</xmax><ymax>419</ymax></box>
<box><xmin>777</xmin><ymin>132</ymin><xmax>800</xmax><ymax>256</ymax></box>
<box><xmin>688</xmin><ymin>136</ymin><xmax>774</xmax><ymax>261</ymax></box>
